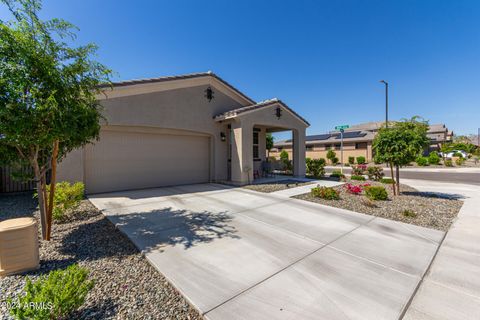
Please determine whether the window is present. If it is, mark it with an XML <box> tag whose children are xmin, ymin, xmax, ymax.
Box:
<box><xmin>306</xmin><ymin>145</ymin><xmax>314</xmax><ymax>151</ymax></box>
<box><xmin>355</xmin><ymin>142</ymin><xmax>367</xmax><ymax>149</ymax></box>
<box><xmin>253</xmin><ymin>131</ymin><xmax>259</xmax><ymax>159</ymax></box>
<box><xmin>334</xmin><ymin>144</ymin><xmax>341</xmax><ymax>150</ymax></box>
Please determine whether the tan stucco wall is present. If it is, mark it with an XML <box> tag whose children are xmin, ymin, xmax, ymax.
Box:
<box><xmin>271</xmin><ymin>142</ymin><xmax>373</xmax><ymax>163</ymax></box>
<box><xmin>58</xmin><ymin>84</ymin><xmax>244</xmax><ymax>185</ymax></box>
<box><xmin>225</xmin><ymin>103</ymin><xmax>308</xmax><ymax>184</ymax></box>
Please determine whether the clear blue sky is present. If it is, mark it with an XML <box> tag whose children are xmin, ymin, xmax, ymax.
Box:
<box><xmin>2</xmin><ymin>0</ymin><xmax>479</xmax><ymax>138</ymax></box>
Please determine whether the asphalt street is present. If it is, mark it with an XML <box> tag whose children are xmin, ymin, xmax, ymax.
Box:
<box><xmin>325</xmin><ymin>167</ymin><xmax>480</xmax><ymax>186</ymax></box>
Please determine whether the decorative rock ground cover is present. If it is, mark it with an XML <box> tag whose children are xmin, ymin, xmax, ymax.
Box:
<box><xmin>0</xmin><ymin>193</ymin><xmax>202</xmax><ymax>320</ymax></box>
<box><xmin>242</xmin><ymin>180</ymin><xmax>314</xmax><ymax>193</ymax></box>
<box><xmin>294</xmin><ymin>180</ymin><xmax>463</xmax><ymax>231</ymax></box>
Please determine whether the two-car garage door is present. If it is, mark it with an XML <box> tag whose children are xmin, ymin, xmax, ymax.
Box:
<box><xmin>84</xmin><ymin>129</ymin><xmax>210</xmax><ymax>194</ymax></box>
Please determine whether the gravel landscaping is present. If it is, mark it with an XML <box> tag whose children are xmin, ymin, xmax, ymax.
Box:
<box><xmin>242</xmin><ymin>180</ymin><xmax>315</xmax><ymax>193</ymax></box>
<box><xmin>294</xmin><ymin>180</ymin><xmax>463</xmax><ymax>231</ymax></box>
<box><xmin>0</xmin><ymin>193</ymin><xmax>202</xmax><ymax>320</ymax></box>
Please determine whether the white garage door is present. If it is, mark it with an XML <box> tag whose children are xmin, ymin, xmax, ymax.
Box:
<box><xmin>85</xmin><ymin>130</ymin><xmax>210</xmax><ymax>194</ymax></box>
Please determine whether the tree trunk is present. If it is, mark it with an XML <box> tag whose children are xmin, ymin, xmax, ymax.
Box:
<box><xmin>395</xmin><ymin>165</ymin><xmax>400</xmax><ymax>195</ymax></box>
<box><xmin>389</xmin><ymin>162</ymin><xmax>396</xmax><ymax>196</ymax></box>
<box><xmin>46</xmin><ymin>141</ymin><xmax>59</xmax><ymax>240</ymax></box>
<box><xmin>32</xmin><ymin>160</ymin><xmax>48</xmax><ymax>240</ymax></box>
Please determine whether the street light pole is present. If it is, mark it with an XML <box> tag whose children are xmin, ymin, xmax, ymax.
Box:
<box><xmin>380</xmin><ymin>80</ymin><xmax>389</xmax><ymax>128</ymax></box>
<box><xmin>340</xmin><ymin>128</ymin><xmax>344</xmax><ymax>174</ymax></box>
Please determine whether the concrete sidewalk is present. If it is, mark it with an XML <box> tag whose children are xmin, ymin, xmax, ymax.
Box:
<box><xmin>401</xmin><ymin>179</ymin><xmax>480</xmax><ymax>320</ymax></box>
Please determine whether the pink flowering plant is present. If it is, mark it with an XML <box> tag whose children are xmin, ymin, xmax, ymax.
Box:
<box><xmin>344</xmin><ymin>183</ymin><xmax>371</xmax><ymax>195</ymax></box>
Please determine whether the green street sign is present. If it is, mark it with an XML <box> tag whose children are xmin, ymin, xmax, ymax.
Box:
<box><xmin>335</xmin><ymin>125</ymin><xmax>350</xmax><ymax>130</ymax></box>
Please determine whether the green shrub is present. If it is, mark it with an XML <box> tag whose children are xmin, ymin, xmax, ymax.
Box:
<box><xmin>380</xmin><ymin>177</ymin><xmax>395</xmax><ymax>184</ymax></box>
<box><xmin>428</xmin><ymin>152</ymin><xmax>441</xmax><ymax>165</ymax></box>
<box><xmin>306</xmin><ymin>158</ymin><xmax>325</xmax><ymax>177</ymax></box>
<box><xmin>330</xmin><ymin>170</ymin><xmax>343</xmax><ymax>178</ymax></box>
<box><xmin>350</xmin><ymin>175</ymin><xmax>366</xmax><ymax>181</ymax></box>
<box><xmin>348</xmin><ymin>156</ymin><xmax>355</xmax><ymax>165</ymax></box>
<box><xmin>331</xmin><ymin>157</ymin><xmax>339</xmax><ymax>165</ymax></box>
<box><xmin>402</xmin><ymin>209</ymin><xmax>417</xmax><ymax>218</ymax></box>
<box><xmin>317</xmin><ymin>158</ymin><xmax>326</xmax><ymax>166</ymax></box>
<box><xmin>356</xmin><ymin>156</ymin><xmax>366</xmax><ymax>164</ymax></box>
<box><xmin>311</xmin><ymin>186</ymin><xmax>340</xmax><ymax>200</ymax></box>
<box><xmin>416</xmin><ymin>156</ymin><xmax>429</xmax><ymax>166</ymax></box>
<box><xmin>455</xmin><ymin>157</ymin><xmax>465</xmax><ymax>166</ymax></box>
<box><xmin>50</xmin><ymin>182</ymin><xmax>85</xmax><ymax>221</ymax></box>
<box><xmin>367</xmin><ymin>166</ymin><xmax>385</xmax><ymax>181</ymax></box>
<box><xmin>280</xmin><ymin>150</ymin><xmax>289</xmax><ymax>161</ymax></box>
<box><xmin>365</xmin><ymin>185</ymin><xmax>388</xmax><ymax>200</ymax></box>
<box><xmin>9</xmin><ymin>264</ymin><xmax>94</xmax><ymax>320</ymax></box>
<box><xmin>326</xmin><ymin>149</ymin><xmax>336</xmax><ymax>162</ymax></box>
<box><xmin>444</xmin><ymin>159</ymin><xmax>453</xmax><ymax>167</ymax></box>
<box><xmin>453</xmin><ymin>151</ymin><xmax>463</xmax><ymax>157</ymax></box>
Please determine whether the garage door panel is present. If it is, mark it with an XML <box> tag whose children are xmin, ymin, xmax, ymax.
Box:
<box><xmin>85</xmin><ymin>130</ymin><xmax>209</xmax><ymax>194</ymax></box>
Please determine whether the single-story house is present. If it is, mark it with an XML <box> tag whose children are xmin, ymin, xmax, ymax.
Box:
<box><xmin>57</xmin><ymin>72</ymin><xmax>309</xmax><ymax>194</ymax></box>
<box><xmin>271</xmin><ymin>121</ymin><xmax>453</xmax><ymax>163</ymax></box>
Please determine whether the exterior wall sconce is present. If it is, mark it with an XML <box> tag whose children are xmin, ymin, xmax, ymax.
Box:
<box><xmin>205</xmin><ymin>86</ymin><xmax>214</xmax><ymax>102</ymax></box>
<box><xmin>275</xmin><ymin>107</ymin><xmax>282</xmax><ymax>119</ymax></box>
<box><xmin>220</xmin><ymin>132</ymin><xmax>226</xmax><ymax>142</ymax></box>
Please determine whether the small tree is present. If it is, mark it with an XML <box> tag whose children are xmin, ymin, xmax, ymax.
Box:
<box><xmin>326</xmin><ymin>149</ymin><xmax>336</xmax><ymax>164</ymax></box>
<box><xmin>266</xmin><ymin>133</ymin><xmax>274</xmax><ymax>158</ymax></box>
<box><xmin>0</xmin><ymin>0</ymin><xmax>111</xmax><ymax>240</ymax></box>
<box><xmin>373</xmin><ymin>117</ymin><xmax>430</xmax><ymax>195</ymax></box>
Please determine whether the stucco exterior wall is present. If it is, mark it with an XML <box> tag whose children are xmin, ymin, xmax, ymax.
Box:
<box><xmin>226</xmin><ymin>104</ymin><xmax>308</xmax><ymax>184</ymax></box>
<box><xmin>270</xmin><ymin>142</ymin><xmax>372</xmax><ymax>163</ymax></box>
<box><xmin>58</xmin><ymin>84</ymin><xmax>244</xmax><ymax>184</ymax></box>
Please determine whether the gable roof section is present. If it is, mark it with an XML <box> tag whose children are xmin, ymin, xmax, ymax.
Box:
<box><xmin>213</xmin><ymin>98</ymin><xmax>310</xmax><ymax>126</ymax></box>
<box><xmin>97</xmin><ymin>71</ymin><xmax>255</xmax><ymax>105</ymax></box>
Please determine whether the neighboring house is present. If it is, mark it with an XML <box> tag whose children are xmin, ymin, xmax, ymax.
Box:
<box><xmin>271</xmin><ymin>131</ymin><xmax>375</xmax><ymax>163</ymax></box>
<box><xmin>271</xmin><ymin>121</ymin><xmax>452</xmax><ymax>163</ymax></box>
<box><xmin>57</xmin><ymin>72</ymin><xmax>309</xmax><ymax>194</ymax></box>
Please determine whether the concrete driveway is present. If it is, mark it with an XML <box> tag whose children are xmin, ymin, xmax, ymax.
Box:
<box><xmin>89</xmin><ymin>183</ymin><xmax>444</xmax><ymax>320</ymax></box>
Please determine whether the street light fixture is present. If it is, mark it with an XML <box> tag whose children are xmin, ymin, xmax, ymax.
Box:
<box><xmin>380</xmin><ymin>80</ymin><xmax>389</xmax><ymax>128</ymax></box>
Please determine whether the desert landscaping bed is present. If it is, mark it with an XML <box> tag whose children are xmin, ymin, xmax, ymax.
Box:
<box><xmin>242</xmin><ymin>179</ymin><xmax>315</xmax><ymax>193</ymax></box>
<box><xmin>0</xmin><ymin>193</ymin><xmax>202</xmax><ymax>320</ymax></box>
<box><xmin>294</xmin><ymin>181</ymin><xmax>463</xmax><ymax>231</ymax></box>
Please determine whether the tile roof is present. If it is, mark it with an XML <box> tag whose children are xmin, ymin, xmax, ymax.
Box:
<box><xmin>213</xmin><ymin>98</ymin><xmax>310</xmax><ymax>126</ymax></box>
<box><xmin>98</xmin><ymin>71</ymin><xmax>255</xmax><ymax>104</ymax></box>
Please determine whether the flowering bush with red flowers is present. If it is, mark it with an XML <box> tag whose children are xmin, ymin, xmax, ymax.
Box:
<box><xmin>344</xmin><ymin>183</ymin><xmax>371</xmax><ymax>195</ymax></box>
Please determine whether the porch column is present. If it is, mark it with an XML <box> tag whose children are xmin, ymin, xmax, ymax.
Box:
<box><xmin>230</xmin><ymin>120</ymin><xmax>253</xmax><ymax>185</ymax></box>
<box><xmin>293</xmin><ymin>128</ymin><xmax>306</xmax><ymax>177</ymax></box>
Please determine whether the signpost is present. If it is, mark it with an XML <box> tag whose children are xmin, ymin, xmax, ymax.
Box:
<box><xmin>335</xmin><ymin>125</ymin><xmax>350</xmax><ymax>174</ymax></box>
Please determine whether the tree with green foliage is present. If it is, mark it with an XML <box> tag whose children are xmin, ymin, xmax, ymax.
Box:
<box><xmin>266</xmin><ymin>133</ymin><xmax>274</xmax><ymax>157</ymax></box>
<box><xmin>0</xmin><ymin>0</ymin><xmax>111</xmax><ymax>240</ymax></box>
<box><xmin>373</xmin><ymin>117</ymin><xmax>430</xmax><ymax>195</ymax></box>
<box><xmin>326</xmin><ymin>149</ymin><xmax>336</xmax><ymax>164</ymax></box>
